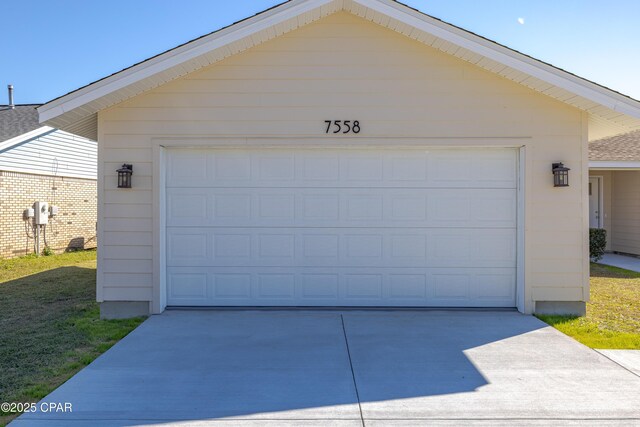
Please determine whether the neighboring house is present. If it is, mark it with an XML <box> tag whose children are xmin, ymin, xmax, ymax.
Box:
<box><xmin>0</xmin><ymin>103</ymin><xmax>97</xmax><ymax>258</ymax></box>
<box><xmin>589</xmin><ymin>130</ymin><xmax>640</xmax><ymax>255</ymax></box>
<box><xmin>37</xmin><ymin>0</ymin><xmax>640</xmax><ymax>319</ymax></box>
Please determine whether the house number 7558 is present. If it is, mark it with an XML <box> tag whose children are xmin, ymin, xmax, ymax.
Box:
<box><xmin>325</xmin><ymin>120</ymin><xmax>361</xmax><ymax>134</ymax></box>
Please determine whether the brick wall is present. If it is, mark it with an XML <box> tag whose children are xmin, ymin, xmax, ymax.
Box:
<box><xmin>0</xmin><ymin>171</ymin><xmax>97</xmax><ymax>258</ymax></box>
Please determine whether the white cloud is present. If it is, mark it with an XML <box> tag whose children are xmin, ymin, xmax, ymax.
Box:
<box><xmin>518</xmin><ymin>17</ymin><xmax>525</xmax><ymax>25</ymax></box>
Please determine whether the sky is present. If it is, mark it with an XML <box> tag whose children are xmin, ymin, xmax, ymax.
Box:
<box><xmin>2</xmin><ymin>0</ymin><xmax>640</xmax><ymax>105</ymax></box>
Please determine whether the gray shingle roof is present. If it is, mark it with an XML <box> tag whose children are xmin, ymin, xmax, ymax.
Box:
<box><xmin>589</xmin><ymin>130</ymin><xmax>640</xmax><ymax>162</ymax></box>
<box><xmin>0</xmin><ymin>105</ymin><xmax>43</xmax><ymax>143</ymax></box>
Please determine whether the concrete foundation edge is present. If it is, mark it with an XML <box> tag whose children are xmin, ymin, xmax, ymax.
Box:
<box><xmin>100</xmin><ymin>301</ymin><xmax>150</xmax><ymax>319</ymax></box>
<box><xmin>534</xmin><ymin>301</ymin><xmax>586</xmax><ymax>316</ymax></box>
<box><xmin>99</xmin><ymin>300</ymin><xmax>586</xmax><ymax>318</ymax></box>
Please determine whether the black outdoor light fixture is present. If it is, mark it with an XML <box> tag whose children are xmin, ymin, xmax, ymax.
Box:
<box><xmin>552</xmin><ymin>162</ymin><xmax>570</xmax><ymax>187</ymax></box>
<box><xmin>117</xmin><ymin>164</ymin><xmax>133</xmax><ymax>189</ymax></box>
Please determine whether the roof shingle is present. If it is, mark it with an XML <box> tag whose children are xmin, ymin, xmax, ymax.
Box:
<box><xmin>0</xmin><ymin>105</ymin><xmax>43</xmax><ymax>143</ymax></box>
<box><xmin>589</xmin><ymin>130</ymin><xmax>640</xmax><ymax>162</ymax></box>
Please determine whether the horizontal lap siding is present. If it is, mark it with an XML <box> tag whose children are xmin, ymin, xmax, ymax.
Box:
<box><xmin>98</xmin><ymin>12</ymin><xmax>586</xmax><ymax>309</ymax></box>
<box><xmin>611</xmin><ymin>171</ymin><xmax>640</xmax><ymax>255</ymax></box>
<box><xmin>0</xmin><ymin>129</ymin><xmax>96</xmax><ymax>179</ymax></box>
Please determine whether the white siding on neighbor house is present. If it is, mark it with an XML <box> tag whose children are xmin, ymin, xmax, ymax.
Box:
<box><xmin>98</xmin><ymin>12</ymin><xmax>589</xmax><ymax>313</ymax></box>
<box><xmin>609</xmin><ymin>171</ymin><xmax>640</xmax><ymax>255</ymax></box>
<box><xmin>0</xmin><ymin>129</ymin><xmax>97</xmax><ymax>179</ymax></box>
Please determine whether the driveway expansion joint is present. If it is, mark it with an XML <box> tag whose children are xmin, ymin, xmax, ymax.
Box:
<box><xmin>341</xmin><ymin>314</ymin><xmax>365</xmax><ymax>427</ymax></box>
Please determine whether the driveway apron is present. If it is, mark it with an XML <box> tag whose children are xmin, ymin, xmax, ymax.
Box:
<box><xmin>12</xmin><ymin>310</ymin><xmax>640</xmax><ymax>426</ymax></box>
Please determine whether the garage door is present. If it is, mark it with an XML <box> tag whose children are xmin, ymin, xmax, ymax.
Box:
<box><xmin>166</xmin><ymin>148</ymin><xmax>517</xmax><ymax>307</ymax></box>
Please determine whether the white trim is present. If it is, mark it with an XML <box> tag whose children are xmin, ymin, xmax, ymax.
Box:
<box><xmin>38</xmin><ymin>0</ymin><xmax>335</xmax><ymax>123</ymax></box>
<box><xmin>152</xmin><ymin>143</ymin><xmax>167</xmax><ymax>314</ymax></box>
<box><xmin>153</xmin><ymin>138</ymin><xmax>523</xmax><ymax>312</ymax></box>
<box><xmin>152</xmin><ymin>136</ymin><xmax>532</xmax><ymax>149</ymax></box>
<box><xmin>37</xmin><ymin>0</ymin><xmax>640</xmax><ymax>137</ymax></box>
<box><xmin>589</xmin><ymin>175</ymin><xmax>604</xmax><ymax>229</ymax></box>
<box><xmin>354</xmin><ymin>0</ymin><xmax>640</xmax><ymax>117</ymax></box>
<box><xmin>581</xmin><ymin>111</ymin><xmax>590</xmax><ymax>304</ymax></box>
<box><xmin>589</xmin><ymin>161</ymin><xmax>640</xmax><ymax>169</ymax></box>
<box><xmin>151</xmin><ymin>137</ymin><xmax>528</xmax><ymax>312</ymax></box>
<box><xmin>0</xmin><ymin>126</ymin><xmax>54</xmax><ymax>152</ymax></box>
<box><xmin>516</xmin><ymin>146</ymin><xmax>526</xmax><ymax>314</ymax></box>
<box><xmin>96</xmin><ymin>114</ymin><xmax>105</xmax><ymax>303</ymax></box>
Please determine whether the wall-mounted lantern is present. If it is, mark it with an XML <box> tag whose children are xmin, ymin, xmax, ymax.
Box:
<box><xmin>117</xmin><ymin>164</ymin><xmax>133</xmax><ymax>189</ymax></box>
<box><xmin>552</xmin><ymin>162</ymin><xmax>570</xmax><ymax>187</ymax></box>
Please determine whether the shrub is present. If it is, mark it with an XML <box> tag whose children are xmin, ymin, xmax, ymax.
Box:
<box><xmin>42</xmin><ymin>246</ymin><xmax>54</xmax><ymax>257</ymax></box>
<box><xmin>589</xmin><ymin>228</ymin><xmax>607</xmax><ymax>262</ymax></box>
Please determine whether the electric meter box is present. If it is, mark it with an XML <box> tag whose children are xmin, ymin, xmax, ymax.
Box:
<box><xmin>49</xmin><ymin>205</ymin><xmax>59</xmax><ymax>216</ymax></box>
<box><xmin>34</xmin><ymin>201</ymin><xmax>49</xmax><ymax>225</ymax></box>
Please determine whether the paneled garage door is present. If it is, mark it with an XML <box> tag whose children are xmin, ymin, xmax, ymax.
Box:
<box><xmin>166</xmin><ymin>148</ymin><xmax>517</xmax><ymax>307</ymax></box>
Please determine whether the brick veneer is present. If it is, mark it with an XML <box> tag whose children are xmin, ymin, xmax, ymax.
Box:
<box><xmin>0</xmin><ymin>171</ymin><xmax>97</xmax><ymax>258</ymax></box>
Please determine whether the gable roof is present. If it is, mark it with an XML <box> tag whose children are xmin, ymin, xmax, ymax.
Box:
<box><xmin>0</xmin><ymin>105</ymin><xmax>43</xmax><ymax>143</ymax></box>
<box><xmin>0</xmin><ymin>104</ymin><xmax>57</xmax><ymax>154</ymax></box>
<box><xmin>589</xmin><ymin>130</ymin><xmax>640</xmax><ymax>163</ymax></box>
<box><xmin>38</xmin><ymin>0</ymin><xmax>640</xmax><ymax>140</ymax></box>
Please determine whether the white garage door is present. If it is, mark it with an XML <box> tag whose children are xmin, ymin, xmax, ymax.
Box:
<box><xmin>166</xmin><ymin>148</ymin><xmax>517</xmax><ymax>307</ymax></box>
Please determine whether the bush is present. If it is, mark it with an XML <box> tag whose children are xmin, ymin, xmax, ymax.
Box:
<box><xmin>590</xmin><ymin>228</ymin><xmax>607</xmax><ymax>262</ymax></box>
<box><xmin>42</xmin><ymin>246</ymin><xmax>54</xmax><ymax>257</ymax></box>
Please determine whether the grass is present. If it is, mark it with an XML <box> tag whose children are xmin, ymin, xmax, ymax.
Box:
<box><xmin>0</xmin><ymin>250</ymin><xmax>97</xmax><ymax>283</ymax></box>
<box><xmin>0</xmin><ymin>250</ymin><xmax>146</xmax><ymax>426</ymax></box>
<box><xmin>537</xmin><ymin>263</ymin><xmax>640</xmax><ymax>349</ymax></box>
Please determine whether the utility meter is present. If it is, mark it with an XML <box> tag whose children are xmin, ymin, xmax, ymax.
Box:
<box><xmin>49</xmin><ymin>205</ymin><xmax>60</xmax><ymax>216</ymax></box>
<box><xmin>34</xmin><ymin>201</ymin><xmax>49</xmax><ymax>225</ymax></box>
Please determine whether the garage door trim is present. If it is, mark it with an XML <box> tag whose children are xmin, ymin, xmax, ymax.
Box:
<box><xmin>151</xmin><ymin>139</ymin><xmax>526</xmax><ymax>313</ymax></box>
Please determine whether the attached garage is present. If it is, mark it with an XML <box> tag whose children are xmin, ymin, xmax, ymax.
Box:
<box><xmin>36</xmin><ymin>0</ymin><xmax>640</xmax><ymax>318</ymax></box>
<box><xmin>165</xmin><ymin>147</ymin><xmax>518</xmax><ymax>307</ymax></box>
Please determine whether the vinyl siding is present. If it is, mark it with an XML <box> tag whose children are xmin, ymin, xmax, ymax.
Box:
<box><xmin>0</xmin><ymin>129</ymin><xmax>97</xmax><ymax>179</ymax></box>
<box><xmin>610</xmin><ymin>171</ymin><xmax>640</xmax><ymax>255</ymax></box>
<box><xmin>98</xmin><ymin>12</ymin><xmax>588</xmax><ymax>313</ymax></box>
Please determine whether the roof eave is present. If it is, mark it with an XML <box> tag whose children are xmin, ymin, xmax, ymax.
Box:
<box><xmin>37</xmin><ymin>0</ymin><xmax>640</xmax><ymax>137</ymax></box>
<box><xmin>356</xmin><ymin>0</ymin><xmax>640</xmax><ymax>117</ymax></box>
<box><xmin>37</xmin><ymin>0</ymin><xmax>334</xmax><ymax>124</ymax></box>
<box><xmin>589</xmin><ymin>161</ymin><xmax>640</xmax><ymax>169</ymax></box>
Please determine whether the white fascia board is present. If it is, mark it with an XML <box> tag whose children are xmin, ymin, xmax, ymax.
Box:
<box><xmin>38</xmin><ymin>0</ymin><xmax>640</xmax><ymax>126</ymax></box>
<box><xmin>38</xmin><ymin>0</ymin><xmax>335</xmax><ymax>123</ymax></box>
<box><xmin>589</xmin><ymin>161</ymin><xmax>640</xmax><ymax>169</ymax></box>
<box><xmin>354</xmin><ymin>0</ymin><xmax>640</xmax><ymax>119</ymax></box>
<box><xmin>0</xmin><ymin>126</ymin><xmax>55</xmax><ymax>152</ymax></box>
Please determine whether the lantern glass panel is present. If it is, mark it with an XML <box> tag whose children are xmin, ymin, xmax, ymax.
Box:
<box><xmin>117</xmin><ymin>165</ymin><xmax>133</xmax><ymax>189</ymax></box>
<box><xmin>552</xmin><ymin>163</ymin><xmax>569</xmax><ymax>187</ymax></box>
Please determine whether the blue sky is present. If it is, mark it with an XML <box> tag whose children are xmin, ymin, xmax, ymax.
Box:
<box><xmin>3</xmin><ymin>0</ymin><xmax>639</xmax><ymax>104</ymax></box>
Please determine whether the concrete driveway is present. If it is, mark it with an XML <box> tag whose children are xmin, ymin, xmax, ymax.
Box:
<box><xmin>12</xmin><ymin>310</ymin><xmax>640</xmax><ymax>426</ymax></box>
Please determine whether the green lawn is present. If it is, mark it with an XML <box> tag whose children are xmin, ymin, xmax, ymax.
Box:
<box><xmin>0</xmin><ymin>250</ymin><xmax>146</xmax><ymax>426</ymax></box>
<box><xmin>537</xmin><ymin>263</ymin><xmax>640</xmax><ymax>349</ymax></box>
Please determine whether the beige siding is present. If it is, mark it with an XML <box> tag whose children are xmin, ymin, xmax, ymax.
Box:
<box><xmin>610</xmin><ymin>171</ymin><xmax>640</xmax><ymax>255</ymax></box>
<box><xmin>98</xmin><ymin>12</ymin><xmax>587</xmax><ymax>313</ymax></box>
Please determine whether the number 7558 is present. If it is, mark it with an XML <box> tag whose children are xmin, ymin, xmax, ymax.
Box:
<box><xmin>325</xmin><ymin>120</ymin><xmax>361</xmax><ymax>134</ymax></box>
